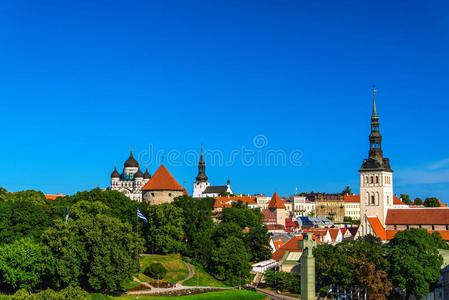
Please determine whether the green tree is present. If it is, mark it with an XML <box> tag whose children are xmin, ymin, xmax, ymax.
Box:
<box><xmin>211</xmin><ymin>237</ymin><xmax>250</xmax><ymax>285</ymax></box>
<box><xmin>388</xmin><ymin>228</ymin><xmax>443</xmax><ymax>298</ymax></box>
<box><xmin>424</xmin><ymin>197</ymin><xmax>441</xmax><ymax>207</ymax></box>
<box><xmin>219</xmin><ymin>206</ymin><xmax>261</xmax><ymax>228</ymax></box>
<box><xmin>243</xmin><ymin>225</ymin><xmax>272</xmax><ymax>262</ymax></box>
<box><xmin>144</xmin><ymin>263</ymin><xmax>167</xmax><ymax>279</ymax></box>
<box><xmin>341</xmin><ymin>186</ymin><xmax>351</xmax><ymax>195</ymax></box>
<box><xmin>0</xmin><ymin>238</ymin><xmax>44</xmax><ymax>291</ymax></box>
<box><xmin>142</xmin><ymin>203</ymin><xmax>185</xmax><ymax>254</ymax></box>
<box><xmin>172</xmin><ymin>195</ymin><xmax>214</xmax><ymax>251</ymax></box>
<box><xmin>314</xmin><ymin>242</ymin><xmax>354</xmax><ymax>286</ymax></box>
<box><xmin>264</xmin><ymin>270</ymin><xmax>301</xmax><ymax>293</ymax></box>
<box><xmin>59</xmin><ymin>285</ymin><xmax>89</xmax><ymax>300</ymax></box>
<box><xmin>414</xmin><ymin>197</ymin><xmax>423</xmax><ymax>205</ymax></box>
<box><xmin>399</xmin><ymin>194</ymin><xmax>411</xmax><ymax>205</ymax></box>
<box><xmin>0</xmin><ymin>192</ymin><xmax>51</xmax><ymax>245</ymax></box>
<box><xmin>41</xmin><ymin>201</ymin><xmax>144</xmax><ymax>292</ymax></box>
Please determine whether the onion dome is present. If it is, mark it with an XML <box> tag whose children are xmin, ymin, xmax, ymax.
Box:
<box><xmin>111</xmin><ymin>166</ymin><xmax>120</xmax><ymax>178</ymax></box>
<box><xmin>124</xmin><ymin>149</ymin><xmax>139</xmax><ymax>168</ymax></box>
<box><xmin>134</xmin><ymin>169</ymin><xmax>144</xmax><ymax>178</ymax></box>
<box><xmin>143</xmin><ymin>167</ymin><xmax>151</xmax><ymax>179</ymax></box>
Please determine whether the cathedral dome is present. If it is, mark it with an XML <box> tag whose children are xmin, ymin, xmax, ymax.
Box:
<box><xmin>134</xmin><ymin>169</ymin><xmax>144</xmax><ymax>178</ymax></box>
<box><xmin>124</xmin><ymin>151</ymin><xmax>139</xmax><ymax>168</ymax></box>
<box><xmin>143</xmin><ymin>168</ymin><xmax>151</xmax><ymax>179</ymax></box>
<box><xmin>111</xmin><ymin>167</ymin><xmax>120</xmax><ymax>178</ymax></box>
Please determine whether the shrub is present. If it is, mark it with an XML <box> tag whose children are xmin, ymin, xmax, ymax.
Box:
<box><xmin>12</xmin><ymin>289</ymin><xmax>33</xmax><ymax>300</ymax></box>
<box><xmin>60</xmin><ymin>285</ymin><xmax>89</xmax><ymax>300</ymax></box>
<box><xmin>36</xmin><ymin>289</ymin><xmax>62</xmax><ymax>300</ymax></box>
<box><xmin>143</xmin><ymin>263</ymin><xmax>167</xmax><ymax>279</ymax></box>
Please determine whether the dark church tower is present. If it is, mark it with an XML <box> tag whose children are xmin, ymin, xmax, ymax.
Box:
<box><xmin>196</xmin><ymin>147</ymin><xmax>208</xmax><ymax>182</ymax></box>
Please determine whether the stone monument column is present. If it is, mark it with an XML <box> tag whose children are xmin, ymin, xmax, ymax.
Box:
<box><xmin>299</xmin><ymin>232</ymin><xmax>317</xmax><ymax>300</ymax></box>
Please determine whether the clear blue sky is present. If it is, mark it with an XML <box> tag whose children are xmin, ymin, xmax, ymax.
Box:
<box><xmin>1</xmin><ymin>0</ymin><xmax>448</xmax><ymax>202</ymax></box>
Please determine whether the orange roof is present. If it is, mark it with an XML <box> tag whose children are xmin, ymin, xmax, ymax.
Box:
<box><xmin>393</xmin><ymin>195</ymin><xmax>407</xmax><ymax>205</ymax></box>
<box><xmin>45</xmin><ymin>194</ymin><xmax>65</xmax><ymax>200</ymax></box>
<box><xmin>386</xmin><ymin>208</ymin><xmax>449</xmax><ymax>225</ymax></box>
<box><xmin>182</xmin><ymin>188</ymin><xmax>189</xmax><ymax>196</ymax></box>
<box><xmin>268</xmin><ymin>192</ymin><xmax>286</xmax><ymax>209</ymax></box>
<box><xmin>328</xmin><ymin>228</ymin><xmax>340</xmax><ymax>241</ymax></box>
<box><xmin>141</xmin><ymin>165</ymin><xmax>184</xmax><ymax>191</ymax></box>
<box><xmin>367</xmin><ymin>217</ymin><xmax>387</xmax><ymax>240</ymax></box>
<box><xmin>440</xmin><ymin>200</ymin><xmax>448</xmax><ymax>208</ymax></box>
<box><xmin>273</xmin><ymin>241</ymin><xmax>285</xmax><ymax>251</ymax></box>
<box><xmin>344</xmin><ymin>194</ymin><xmax>360</xmax><ymax>203</ymax></box>
<box><xmin>213</xmin><ymin>195</ymin><xmax>256</xmax><ymax>209</ymax></box>
<box><xmin>272</xmin><ymin>235</ymin><xmax>320</xmax><ymax>260</ymax></box>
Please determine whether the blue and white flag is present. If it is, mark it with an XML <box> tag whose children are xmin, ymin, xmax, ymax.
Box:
<box><xmin>327</xmin><ymin>284</ymin><xmax>332</xmax><ymax>294</ymax></box>
<box><xmin>65</xmin><ymin>207</ymin><xmax>69</xmax><ymax>223</ymax></box>
<box><xmin>137</xmin><ymin>209</ymin><xmax>148</xmax><ymax>223</ymax></box>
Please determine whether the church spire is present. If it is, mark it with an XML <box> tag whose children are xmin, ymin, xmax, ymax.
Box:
<box><xmin>372</xmin><ymin>86</ymin><xmax>378</xmax><ymax>119</ymax></box>
<box><xmin>369</xmin><ymin>87</ymin><xmax>383</xmax><ymax>160</ymax></box>
<box><xmin>196</xmin><ymin>146</ymin><xmax>208</xmax><ymax>182</ymax></box>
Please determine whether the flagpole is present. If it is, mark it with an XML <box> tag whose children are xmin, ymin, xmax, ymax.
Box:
<box><xmin>136</xmin><ymin>209</ymin><xmax>138</xmax><ymax>234</ymax></box>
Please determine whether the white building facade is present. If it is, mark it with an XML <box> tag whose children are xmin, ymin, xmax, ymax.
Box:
<box><xmin>110</xmin><ymin>150</ymin><xmax>151</xmax><ymax>202</ymax></box>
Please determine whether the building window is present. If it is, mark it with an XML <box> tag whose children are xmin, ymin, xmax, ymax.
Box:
<box><xmin>432</xmin><ymin>225</ymin><xmax>435</xmax><ymax>230</ymax></box>
<box><xmin>169</xmin><ymin>193</ymin><xmax>172</xmax><ymax>197</ymax></box>
<box><xmin>370</xmin><ymin>176</ymin><xmax>374</xmax><ymax>184</ymax></box>
<box><xmin>393</xmin><ymin>225</ymin><xmax>397</xmax><ymax>230</ymax></box>
<box><xmin>376</xmin><ymin>176</ymin><xmax>379</xmax><ymax>184</ymax></box>
<box><xmin>371</xmin><ymin>195</ymin><xmax>375</xmax><ymax>205</ymax></box>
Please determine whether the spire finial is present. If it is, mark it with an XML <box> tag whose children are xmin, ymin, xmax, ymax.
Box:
<box><xmin>372</xmin><ymin>84</ymin><xmax>378</xmax><ymax>117</ymax></box>
<box><xmin>130</xmin><ymin>144</ymin><xmax>133</xmax><ymax>154</ymax></box>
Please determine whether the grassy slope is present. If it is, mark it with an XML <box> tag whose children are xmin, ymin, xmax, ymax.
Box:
<box><xmin>139</xmin><ymin>255</ymin><xmax>189</xmax><ymax>284</ymax></box>
<box><xmin>112</xmin><ymin>290</ymin><xmax>267</xmax><ymax>300</ymax></box>
<box><xmin>182</xmin><ymin>264</ymin><xmax>229</xmax><ymax>287</ymax></box>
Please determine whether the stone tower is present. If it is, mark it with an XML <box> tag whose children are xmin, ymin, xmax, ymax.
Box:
<box><xmin>359</xmin><ymin>89</ymin><xmax>394</xmax><ymax>235</ymax></box>
<box><xmin>268</xmin><ymin>192</ymin><xmax>287</xmax><ymax>226</ymax></box>
<box><xmin>193</xmin><ymin>147</ymin><xmax>211</xmax><ymax>198</ymax></box>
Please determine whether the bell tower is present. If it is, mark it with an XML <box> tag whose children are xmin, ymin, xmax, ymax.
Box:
<box><xmin>193</xmin><ymin>147</ymin><xmax>210</xmax><ymax>198</ymax></box>
<box><xmin>359</xmin><ymin>88</ymin><xmax>394</xmax><ymax>235</ymax></box>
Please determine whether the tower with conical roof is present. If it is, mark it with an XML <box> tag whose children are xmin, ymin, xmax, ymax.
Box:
<box><xmin>268</xmin><ymin>192</ymin><xmax>287</xmax><ymax>226</ymax></box>
<box><xmin>358</xmin><ymin>88</ymin><xmax>394</xmax><ymax>236</ymax></box>
<box><xmin>193</xmin><ymin>147</ymin><xmax>211</xmax><ymax>198</ymax></box>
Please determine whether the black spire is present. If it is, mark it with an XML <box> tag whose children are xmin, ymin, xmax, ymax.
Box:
<box><xmin>143</xmin><ymin>167</ymin><xmax>151</xmax><ymax>179</ymax></box>
<box><xmin>196</xmin><ymin>147</ymin><xmax>208</xmax><ymax>182</ymax></box>
<box><xmin>368</xmin><ymin>88</ymin><xmax>383</xmax><ymax>160</ymax></box>
<box><xmin>360</xmin><ymin>88</ymin><xmax>393</xmax><ymax>172</ymax></box>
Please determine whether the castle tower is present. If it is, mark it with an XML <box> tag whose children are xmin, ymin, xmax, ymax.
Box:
<box><xmin>359</xmin><ymin>88</ymin><xmax>394</xmax><ymax>235</ymax></box>
<box><xmin>268</xmin><ymin>192</ymin><xmax>287</xmax><ymax>226</ymax></box>
<box><xmin>193</xmin><ymin>147</ymin><xmax>210</xmax><ymax>198</ymax></box>
<box><xmin>110</xmin><ymin>164</ymin><xmax>120</xmax><ymax>188</ymax></box>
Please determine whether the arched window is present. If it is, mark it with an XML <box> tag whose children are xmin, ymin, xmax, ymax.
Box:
<box><xmin>376</xmin><ymin>176</ymin><xmax>379</xmax><ymax>184</ymax></box>
<box><xmin>371</xmin><ymin>195</ymin><xmax>375</xmax><ymax>205</ymax></box>
<box><xmin>370</xmin><ymin>176</ymin><xmax>374</xmax><ymax>184</ymax></box>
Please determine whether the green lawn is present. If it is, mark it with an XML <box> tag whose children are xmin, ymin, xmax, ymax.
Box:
<box><xmin>139</xmin><ymin>255</ymin><xmax>189</xmax><ymax>284</ymax></box>
<box><xmin>113</xmin><ymin>290</ymin><xmax>267</xmax><ymax>299</ymax></box>
<box><xmin>182</xmin><ymin>264</ymin><xmax>229</xmax><ymax>287</ymax></box>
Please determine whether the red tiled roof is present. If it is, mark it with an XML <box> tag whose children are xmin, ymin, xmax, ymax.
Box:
<box><xmin>385</xmin><ymin>208</ymin><xmax>449</xmax><ymax>225</ymax></box>
<box><xmin>268</xmin><ymin>192</ymin><xmax>286</xmax><ymax>209</ymax></box>
<box><xmin>367</xmin><ymin>217</ymin><xmax>386</xmax><ymax>240</ymax></box>
<box><xmin>328</xmin><ymin>228</ymin><xmax>340</xmax><ymax>241</ymax></box>
<box><xmin>440</xmin><ymin>200</ymin><xmax>448</xmax><ymax>208</ymax></box>
<box><xmin>272</xmin><ymin>236</ymin><xmax>303</xmax><ymax>260</ymax></box>
<box><xmin>393</xmin><ymin>195</ymin><xmax>407</xmax><ymax>205</ymax></box>
<box><xmin>267</xmin><ymin>224</ymin><xmax>285</xmax><ymax>231</ymax></box>
<box><xmin>262</xmin><ymin>209</ymin><xmax>276</xmax><ymax>222</ymax></box>
<box><xmin>45</xmin><ymin>194</ymin><xmax>65</xmax><ymax>200</ymax></box>
<box><xmin>272</xmin><ymin>240</ymin><xmax>285</xmax><ymax>251</ymax></box>
<box><xmin>344</xmin><ymin>195</ymin><xmax>360</xmax><ymax>203</ymax></box>
<box><xmin>215</xmin><ymin>196</ymin><xmax>256</xmax><ymax>204</ymax></box>
<box><xmin>141</xmin><ymin>165</ymin><xmax>184</xmax><ymax>191</ymax></box>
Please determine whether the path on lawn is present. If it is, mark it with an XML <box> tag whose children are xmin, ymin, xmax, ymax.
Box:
<box><xmin>127</xmin><ymin>258</ymin><xmax>231</xmax><ymax>295</ymax></box>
